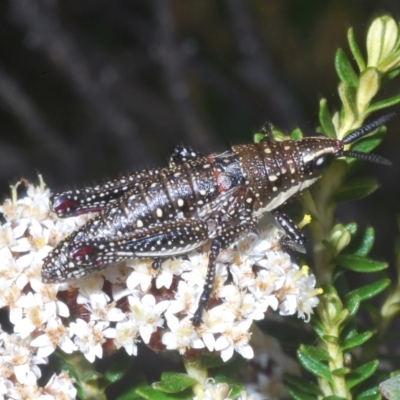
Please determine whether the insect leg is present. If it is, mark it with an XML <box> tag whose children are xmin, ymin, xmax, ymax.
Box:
<box><xmin>272</xmin><ymin>208</ymin><xmax>306</xmax><ymax>253</ymax></box>
<box><xmin>192</xmin><ymin>189</ymin><xmax>257</xmax><ymax>326</ymax></box>
<box><xmin>50</xmin><ymin>170</ymin><xmax>160</xmax><ymax>218</ymax></box>
<box><xmin>42</xmin><ymin>219</ymin><xmax>210</xmax><ymax>283</ymax></box>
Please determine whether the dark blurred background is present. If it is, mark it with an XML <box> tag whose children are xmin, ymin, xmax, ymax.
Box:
<box><xmin>0</xmin><ymin>0</ymin><xmax>399</xmax><ymax>262</ymax></box>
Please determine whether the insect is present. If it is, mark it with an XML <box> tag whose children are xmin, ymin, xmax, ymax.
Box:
<box><xmin>42</xmin><ymin>113</ymin><xmax>394</xmax><ymax>325</ymax></box>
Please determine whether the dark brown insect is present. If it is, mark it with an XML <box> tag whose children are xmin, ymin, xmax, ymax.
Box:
<box><xmin>42</xmin><ymin>113</ymin><xmax>393</xmax><ymax>325</ymax></box>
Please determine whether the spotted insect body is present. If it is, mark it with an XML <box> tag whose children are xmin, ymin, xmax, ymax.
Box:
<box><xmin>42</xmin><ymin>114</ymin><xmax>394</xmax><ymax>325</ymax></box>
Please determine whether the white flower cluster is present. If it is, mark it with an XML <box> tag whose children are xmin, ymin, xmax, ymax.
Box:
<box><xmin>0</xmin><ymin>178</ymin><xmax>321</xmax><ymax>397</ymax></box>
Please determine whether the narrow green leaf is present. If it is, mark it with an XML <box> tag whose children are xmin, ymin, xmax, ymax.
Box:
<box><xmin>353</xmin><ymin>227</ymin><xmax>375</xmax><ymax>257</ymax></box>
<box><xmin>355</xmin><ymin>395</ymin><xmax>380</xmax><ymax>400</ymax></box>
<box><xmin>285</xmin><ymin>384</ymin><xmax>318</xmax><ymax>400</ymax></box>
<box><xmin>284</xmin><ymin>374</ymin><xmax>323</xmax><ymax>396</ymax></box>
<box><xmin>346</xmin><ymin>360</ymin><xmax>379</xmax><ymax>389</ymax></box>
<box><xmin>386</xmin><ymin>66</ymin><xmax>400</xmax><ymax>81</ymax></box>
<box><xmin>117</xmin><ymin>387</ymin><xmax>144</xmax><ymax>400</ymax></box>
<box><xmin>345</xmin><ymin>279</ymin><xmax>390</xmax><ymax>302</ymax></box>
<box><xmin>340</xmin><ymin>331</ymin><xmax>373</xmax><ymax>351</ymax></box>
<box><xmin>319</xmin><ymin>99</ymin><xmax>336</xmax><ymax>138</ymax></box>
<box><xmin>333</xmin><ymin>178</ymin><xmax>379</xmax><ymax>203</ymax></box>
<box><xmin>332</xmin><ymin>367</ymin><xmax>351</xmax><ymax>376</ymax></box>
<box><xmin>336</xmin><ymin>254</ymin><xmax>387</xmax><ymax>272</ymax></box>
<box><xmin>323</xmin><ymin>396</ymin><xmax>347</xmax><ymax>400</ymax></box>
<box><xmin>301</xmin><ymin>346</ymin><xmax>331</xmax><ymax>361</ymax></box>
<box><xmin>335</xmin><ymin>48</ymin><xmax>359</xmax><ymax>88</ymax></box>
<box><xmin>355</xmin><ymin>386</ymin><xmax>380</xmax><ymax>400</ymax></box>
<box><xmin>153</xmin><ymin>373</ymin><xmax>196</xmax><ymax>393</ymax></box>
<box><xmin>345</xmin><ymin>295</ymin><xmax>360</xmax><ymax>317</ymax></box>
<box><xmin>297</xmin><ymin>347</ymin><xmax>333</xmax><ymax>383</ymax></box>
<box><xmin>347</xmin><ymin>28</ymin><xmax>366</xmax><ymax>71</ymax></box>
<box><xmin>349</xmin><ymin>131</ymin><xmax>385</xmax><ymax>154</ymax></box>
<box><xmin>367</xmin><ymin>92</ymin><xmax>400</xmax><ymax>113</ymax></box>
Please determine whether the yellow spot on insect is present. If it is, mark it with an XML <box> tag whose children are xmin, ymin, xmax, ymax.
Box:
<box><xmin>264</xmin><ymin>148</ymin><xmax>272</xmax><ymax>154</ymax></box>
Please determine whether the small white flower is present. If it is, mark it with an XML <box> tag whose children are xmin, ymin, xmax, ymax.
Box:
<box><xmin>104</xmin><ymin>320</ymin><xmax>140</xmax><ymax>356</ymax></box>
<box><xmin>30</xmin><ymin>317</ymin><xmax>77</xmax><ymax>358</ymax></box>
<box><xmin>127</xmin><ymin>294</ymin><xmax>169</xmax><ymax>343</ymax></box>
<box><xmin>126</xmin><ymin>259</ymin><xmax>155</xmax><ymax>291</ymax></box>
<box><xmin>215</xmin><ymin>319</ymin><xmax>254</xmax><ymax>362</ymax></box>
<box><xmin>85</xmin><ymin>291</ymin><xmax>125</xmax><ymax>322</ymax></box>
<box><xmin>162</xmin><ymin>314</ymin><xmax>204</xmax><ymax>353</ymax></box>
<box><xmin>43</xmin><ymin>371</ymin><xmax>77</xmax><ymax>400</ymax></box>
<box><xmin>69</xmin><ymin>318</ymin><xmax>109</xmax><ymax>362</ymax></box>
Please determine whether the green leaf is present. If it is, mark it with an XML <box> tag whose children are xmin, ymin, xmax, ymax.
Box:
<box><xmin>356</xmin><ymin>386</ymin><xmax>380</xmax><ymax>400</ymax></box>
<box><xmin>345</xmin><ymin>294</ymin><xmax>361</xmax><ymax>318</ymax></box>
<box><xmin>297</xmin><ymin>347</ymin><xmax>333</xmax><ymax>383</ymax></box>
<box><xmin>355</xmin><ymin>395</ymin><xmax>380</xmax><ymax>400</ymax></box>
<box><xmin>153</xmin><ymin>373</ymin><xmax>196</xmax><ymax>393</ymax></box>
<box><xmin>332</xmin><ymin>367</ymin><xmax>351</xmax><ymax>376</ymax></box>
<box><xmin>353</xmin><ymin>227</ymin><xmax>375</xmax><ymax>257</ymax></box>
<box><xmin>339</xmin><ymin>331</ymin><xmax>373</xmax><ymax>351</ymax></box>
<box><xmin>102</xmin><ymin>350</ymin><xmax>133</xmax><ymax>387</ymax></box>
<box><xmin>367</xmin><ymin>92</ymin><xmax>400</xmax><ymax>113</ymax></box>
<box><xmin>284</xmin><ymin>375</ymin><xmax>323</xmax><ymax>396</ymax></box>
<box><xmin>335</xmin><ymin>48</ymin><xmax>359</xmax><ymax>88</ymax></box>
<box><xmin>386</xmin><ymin>66</ymin><xmax>400</xmax><ymax>80</ymax></box>
<box><xmin>285</xmin><ymin>384</ymin><xmax>318</xmax><ymax>400</ymax></box>
<box><xmin>347</xmin><ymin>28</ymin><xmax>366</xmax><ymax>71</ymax></box>
<box><xmin>319</xmin><ymin>99</ymin><xmax>336</xmax><ymax>138</ymax></box>
<box><xmin>323</xmin><ymin>396</ymin><xmax>347</xmax><ymax>400</ymax></box>
<box><xmin>345</xmin><ymin>279</ymin><xmax>390</xmax><ymax>303</ymax></box>
<box><xmin>336</xmin><ymin>254</ymin><xmax>388</xmax><ymax>272</ymax></box>
<box><xmin>253</xmin><ymin>133</ymin><xmax>264</xmax><ymax>144</ymax></box>
<box><xmin>349</xmin><ymin>130</ymin><xmax>384</xmax><ymax>154</ymax></box>
<box><xmin>346</xmin><ymin>360</ymin><xmax>379</xmax><ymax>389</ymax></box>
<box><xmin>301</xmin><ymin>346</ymin><xmax>331</xmax><ymax>361</ymax></box>
<box><xmin>333</xmin><ymin>178</ymin><xmax>379</xmax><ymax>203</ymax></box>
<box><xmin>291</xmin><ymin>127</ymin><xmax>304</xmax><ymax>140</ymax></box>
<box><xmin>135</xmin><ymin>384</ymin><xmax>192</xmax><ymax>399</ymax></box>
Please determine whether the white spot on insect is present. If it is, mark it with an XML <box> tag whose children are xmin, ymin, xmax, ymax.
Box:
<box><xmin>269</xmin><ymin>175</ymin><xmax>278</xmax><ymax>181</ymax></box>
<box><xmin>68</xmin><ymin>262</ymin><xmax>75</xmax><ymax>269</ymax></box>
<box><xmin>200</xmin><ymin>189</ymin><xmax>206</xmax><ymax>196</ymax></box>
<box><xmin>246</xmin><ymin>197</ymin><xmax>253</xmax><ymax>203</ymax></box>
<box><xmin>156</xmin><ymin>208</ymin><xmax>163</xmax><ymax>217</ymax></box>
<box><xmin>203</xmin><ymin>164</ymin><xmax>211</xmax><ymax>169</ymax></box>
<box><xmin>137</xmin><ymin>220</ymin><xmax>144</xmax><ymax>228</ymax></box>
<box><xmin>177</xmin><ymin>199</ymin><xmax>184</xmax><ymax>207</ymax></box>
<box><xmin>264</xmin><ymin>148</ymin><xmax>272</xmax><ymax>154</ymax></box>
<box><xmin>284</xmin><ymin>145</ymin><xmax>291</xmax><ymax>150</ymax></box>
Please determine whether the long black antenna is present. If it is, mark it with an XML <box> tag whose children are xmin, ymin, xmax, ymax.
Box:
<box><xmin>342</xmin><ymin>112</ymin><xmax>396</xmax><ymax>144</ymax></box>
<box><xmin>336</xmin><ymin>150</ymin><xmax>392</xmax><ymax>166</ymax></box>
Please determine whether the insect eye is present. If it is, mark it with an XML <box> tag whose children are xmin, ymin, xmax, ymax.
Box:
<box><xmin>313</xmin><ymin>153</ymin><xmax>334</xmax><ymax>173</ymax></box>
